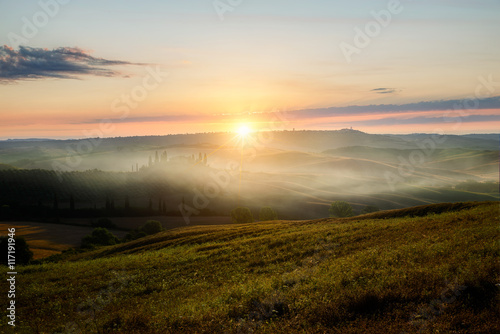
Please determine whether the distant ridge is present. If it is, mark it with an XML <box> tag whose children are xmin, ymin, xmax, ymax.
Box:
<box><xmin>2</xmin><ymin>138</ymin><xmax>57</xmax><ymax>142</ymax></box>
<box><xmin>1</xmin><ymin>129</ymin><xmax>498</xmax><ymax>144</ymax></box>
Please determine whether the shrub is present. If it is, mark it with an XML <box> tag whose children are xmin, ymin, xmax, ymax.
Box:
<box><xmin>259</xmin><ymin>207</ymin><xmax>278</xmax><ymax>221</ymax></box>
<box><xmin>231</xmin><ymin>207</ymin><xmax>254</xmax><ymax>224</ymax></box>
<box><xmin>329</xmin><ymin>201</ymin><xmax>354</xmax><ymax>218</ymax></box>
<box><xmin>139</xmin><ymin>220</ymin><xmax>164</xmax><ymax>235</ymax></box>
<box><xmin>361</xmin><ymin>205</ymin><xmax>380</xmax><ymax>214</ymax></box>
<box><xmin>0</xmin><ymin>236</ymin><xmax>33</xmax><ymax>265</ymax></box>
<box><xmin>124</xmin><ymin>230</ymin><xmax>148</xmax><ymax>242</ymax></box>
<box><xmin>81</xmin><ymin>228</ymin><xmax>119</xmax><ymax>249</ymax></box>
<box><xmin>123</xmin><ymin>220</ymin><xmax>163</xmax><ymax>242</ymax></box>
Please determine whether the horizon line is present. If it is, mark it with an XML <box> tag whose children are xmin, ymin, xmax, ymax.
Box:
<box><xmin>1</xmin><ymin>129</ymin><xmax>499</xmax><ymax>142</ymax></box>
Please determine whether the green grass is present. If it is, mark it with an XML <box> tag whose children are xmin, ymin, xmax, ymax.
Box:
<box><xmin>1</xmin><ymin>202</ymin><xmax>499</xmax><ymax>333</ymax></box>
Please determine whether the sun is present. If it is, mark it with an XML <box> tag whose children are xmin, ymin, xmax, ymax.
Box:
<box><xmin>236</xmin><ymin>125</ymin><xmax>252</xmax><ymax>137</ymax></box>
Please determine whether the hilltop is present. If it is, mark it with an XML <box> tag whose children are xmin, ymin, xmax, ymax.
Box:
<box><xmin>2</xmin><ymin>201</ymin><xmax>498</xmax><ymax>333</ymax></box>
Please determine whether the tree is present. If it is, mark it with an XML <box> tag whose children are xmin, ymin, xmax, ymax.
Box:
<box><xmin>231</xmin><ymin>207</ymin><xmax>254</xmax><ymax>224</ymax></box>
<box><xmin>329</xmin><ymin>201</ymin><xmax>354</xmax><ymax>218</ymax></box>
<box><xmin>81</xmin><ymin>228</ymin><xmax>119</xmax><ymax>248</ymax></box>
<box><xmin>140</xmin><ymin>220</ymin><xmax>164</xmax><ymax>235</ymax></box>
<box><xmin>259</xmin><ymin>207</ymin><xmax>278</xmax><ymax>221</ymax></box>
<box><xmin>361</xmin><ymin>205</ymin><xmax>380</xmax><ymax>214</ymax></box>
<box><xmin>160</xmin><ymin>151</ymin><xmax>168</xmax><ymax>164</ymax></box>
<box><xmin>0</xmin><ymin>237</ymin><xmax>33</xmax><ymax>265</ymax></box>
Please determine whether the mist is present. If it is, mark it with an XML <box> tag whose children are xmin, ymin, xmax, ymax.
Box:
<box><xmin>0</xmin><ymin>130</ymin><xmax>498</xmax><ymax>221</ymax></box>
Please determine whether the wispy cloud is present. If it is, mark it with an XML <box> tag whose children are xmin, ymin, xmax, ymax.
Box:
<box><xmin>290</xmin><ymin>96</ymin><xmax>500</xmax><ymax>119</ymax></box>
<box><xmin>75</xmin><ymin>115</ymin><xmax>205</xmax><ymax>124</ymax></box>
<box><xmin>72</xmin><ymin>97</ymin><xmax>500</xmax><ymax>130</ymax></box>
<box><xmin>371</xmin><ymin>88</ymin><xmax>398</xmax><ymax>94</ymax></box>
<box><xmin>0</xmin><ymin>45</ymin><xmax>140</xmax><ymax>81</ymax></box>
<box><xmin>344</xmin><ymin>114</ymin><xmax>500</xmax><ymax>126</ymax></box>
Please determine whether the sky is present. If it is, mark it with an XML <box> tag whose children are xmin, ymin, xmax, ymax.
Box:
<box><xmin>0</xmin><ymin>0</ymin><xmax>499</xmax><ymax>139</ymax></box>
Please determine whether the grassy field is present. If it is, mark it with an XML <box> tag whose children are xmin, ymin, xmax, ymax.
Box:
<box><xmin>1</xmin><ymin>201</ymin><xmax>498</xmax><ymax>333</ymax></box>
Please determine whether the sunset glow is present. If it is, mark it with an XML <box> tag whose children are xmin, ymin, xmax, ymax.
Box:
<box><xmin>236</xmin><ymin>125</ymin><xmax>252</xmax><ymax>137</ymax></box>
<box><xmin>0</xmin><ymin>1</ymin><xmax>499</xmax><ymax>139</ymax></box>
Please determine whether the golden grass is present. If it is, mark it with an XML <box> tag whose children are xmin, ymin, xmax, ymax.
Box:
<box><xmin>1</xmin><ymin>201</ymin><xmax>498</xmax><ymax>333</ymax></box>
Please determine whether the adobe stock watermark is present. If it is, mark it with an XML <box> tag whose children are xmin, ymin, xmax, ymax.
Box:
<box><xmin>384</xmin><ymin>74</ymin><xmax>499</xmax><ymax>191</ymax></box>
<box><xmin>178</xmin><ymin>110</ymin><xmax>291</xmax><ymax>225</ymax></box>
<box><xmin>7</xmin><ymin>0</ymin><xmax>72</xmax><ymax>48</ymax></box>
<box><xmin>339</xmin><ymin>0</ymin><xmax>412</xmax><ymax>64</ymax></box>
<box><xmin>213</xmin><ymin>0</ymin><xmax>244</xmax><ymax>21</ymax></box>
<box><xmin>52</xmin><ymin>66</ymin><xmax>169</xmax><ymax>180</ymax></box>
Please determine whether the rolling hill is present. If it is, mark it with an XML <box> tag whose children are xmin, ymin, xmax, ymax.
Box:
<box><xmin>0</xmin><ymin>130</ymin><xmax>498</xmax><ymax>170</ymax></box>
<box><xmin>0</xmin><ymin>130</ymin><xmax>498</xmax><ymax>221</ymax></box>
<box><xmin>2</xmin><ymin>201</ymin><xmax>498</xmax><ymax>333</ymax></box>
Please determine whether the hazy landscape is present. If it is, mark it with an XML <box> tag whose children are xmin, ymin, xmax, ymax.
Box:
<box><xmin>0</xmin><ymin>130</ymin><xmax>498</xmax><ymax>221</ymax></box>
<box><xmin>1</xmin><ymin>130</ymin><xmax>499</xmax><ymax>333</ymax></box>
<box><xmin>1</xmin><ymin>1</ymin><xmax>500</xmax><ymax>333</ymax></box>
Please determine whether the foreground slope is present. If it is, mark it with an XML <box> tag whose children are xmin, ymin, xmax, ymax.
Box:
<box><xmin>2</xmin><ymin>202</ymin><xmax>499</xmax><ymax>333</ymax></box>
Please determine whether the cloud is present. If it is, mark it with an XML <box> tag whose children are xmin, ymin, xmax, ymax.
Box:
<box><xmin>76</xmin><ymin>115</ymin><xmax>205</xmax><ymax>124</ymax></box>
<box><xmin>290</xmin><ymin>96</ymin><xmax>500</xmax><ymax>119</ymax></box>
<box><xmin>72</xmin><ymin>97</ymin><xmax>500</xmax><ymax>129</ymax></box>
<box><xmin>0</xmin><ymin>45</ymin><xmax>140</xmax><ymax>81</ymax></box>
<box><xmin>371</xmin><ymin>88</ymin><xmax>397</xmax><ymax>94</ymax></box>
<box><xmin>347</xmin><ymin>114</ymin><xmax>500</xmax><ymax>126</ymax></box>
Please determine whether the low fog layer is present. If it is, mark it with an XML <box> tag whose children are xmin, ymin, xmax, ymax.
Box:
<box><xmin>0</xmin><ymin>130</ymin><xmax>498</xmax><ymax>219</ymax></box>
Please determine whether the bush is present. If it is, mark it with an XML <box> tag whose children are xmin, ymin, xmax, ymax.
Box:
<box><xmin>329</xmin><ymin>201</ymin><xmax>354</xmax><ymax>218</ymax></box>
<box><xmin>124</xmin><ymin>230</ymin><xmax>148</xmax><ymax>242</ymax></box>
<box><xmin>122</xmin><ymin>220</ymin><xmax>163</xmax><ymax>242</ymax></box>
<box><xmin>0</xmin><ymin>236</ymin><xmax>33</xmax><ymax>265</ymax></box>
<box><xmin>91</xmin><ymin>218</ymin><xmax>116</xmax><ymax>229</ymax></box>
<box><xmin>81</xmin><ymin>228</ymin><xmax>119</xmax><ymax>249</ymax></box>
<box><xmin>259</xmin><ymin>207</ymin><xmax>278</xmax><ymax>221</ymax></box>
<box><xmin>139</xmin><ymin>220</ymin><xmax>164</xmax><ymax>235</ymax></box>
<box><xmin>231</xmin><ymin>207</ymin><xmax>254</xmax><ymax>224</ymax></box>
<box><xmin>361</xmin><ymin>205</ymin><xmax>380</xmax><ymax>214</ymax></box>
